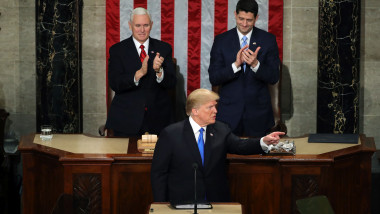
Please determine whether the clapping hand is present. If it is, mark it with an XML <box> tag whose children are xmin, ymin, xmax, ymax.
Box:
<box><xmin>153</xmin><ymin>52</ymin><xmax>164</xmax><ymax>73</ymax></box>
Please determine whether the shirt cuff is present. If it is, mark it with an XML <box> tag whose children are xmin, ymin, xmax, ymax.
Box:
<box><xmin>134</xmin><ymin>77</ymin><xmax>139</xmax><ymax>86</ymax></box>
<box><xmin>156</xmin><ymin>68</ymin><xmax>164</xmax><ymax>83</ymax></box>
<box><xmin>231</xmin><ymin>62</ymin><xmax>241</xmax><ymax>73</ymax></box>
<box><xmin>250</xmin><ymin>61</ymin><xmax>260</xmax><ymax>73</ymax></box>
<box><xmin>260</xmin><ymin>137</ymin><xmax>270</xmax><ymax>153</ymax></box>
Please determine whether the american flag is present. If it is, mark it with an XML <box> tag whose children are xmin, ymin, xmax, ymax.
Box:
<box><xmin>106</xmin><ymin>0</ymin><xmax>283</xmax><ymax>97</ymax></box>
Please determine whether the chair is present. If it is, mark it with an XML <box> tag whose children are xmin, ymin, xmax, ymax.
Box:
<box><xmin>211</xmin><ymin>66</ymin><xmax>287</xmax><ymax>134</ymax></box>
<box><xmin>0</xmin><ymin>109</ymin><xmax>9</xmax><ymax>165</ymax></box>
<box><xmin>296</xmin><ymin>195</ymin><xmax>334</xmax><ymax>214</ymax></box>
<box><xmin>0</xmin><ymin>109</ymin><xmax>10</xmax><ymax>212</ymax></box>
<box><xmin>99</xmin><ymin>58</ymin><xmax>178</xmax><ymax>137</ymax></box>
<box><xmin>268</xmin><ymin>76</ymin><xmax>287</xmax><ymax>133</ymax></box>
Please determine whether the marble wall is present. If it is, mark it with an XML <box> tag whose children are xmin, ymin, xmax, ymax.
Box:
<box><xmin>317</xmin><ymin>0</ymin><xmax>360</xmax><ymax>133</ymax></box>
<box><xmin>0</xmin><ymin>0</ymin><xmax>379</xmax><ymax>157</ymax></box>
<box><xmin>36</xmin><ymin>0</ymin><xmax>83</xmax><ymax>133</ymax></box>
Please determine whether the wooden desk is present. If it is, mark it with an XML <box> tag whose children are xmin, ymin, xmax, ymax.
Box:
<box><xmin>148</xmin><ymin>202</ymin><xmax>242</xmax><ymax>214</ymax></box>
<box><xmin>19</xmin><ymin>133</ymin><xmax>376</xmax><ymax>214</ymax></box>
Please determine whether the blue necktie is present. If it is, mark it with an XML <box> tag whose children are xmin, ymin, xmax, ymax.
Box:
<box><xmin>241</xmin><ymin>36</ymin><xmax>248</xmax><ymax>71</ymax></box>
<box><xmin>197</xmin><ymin>128</ymin><xmax>205</xmax><ymax>165</ymax></box>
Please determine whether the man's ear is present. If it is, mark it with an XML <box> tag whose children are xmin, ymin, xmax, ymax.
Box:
<box><xmin>191</xmin><ymin>108</ymin><xmax>198</xmax><ymax>116</ymax></box>
<box><xmin>128</xmin><ymin>21</ymin><xmax>132</xmax><ymax>30</ymax></box>
<box><xmin>253</xmin><ymin>15</ymin><xmax>259</xmax><ymax>26</ymax></box>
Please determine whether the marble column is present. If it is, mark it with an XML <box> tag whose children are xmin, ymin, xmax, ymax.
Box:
<box><xmin>317</xmin><ymin>0</ymin><xmax>360</xmax><ymax>133</ymax></box>
<box><xmin>36</xmin><ymin>0</ymin><xmax>83</xmax><ymax>133</ymax></box>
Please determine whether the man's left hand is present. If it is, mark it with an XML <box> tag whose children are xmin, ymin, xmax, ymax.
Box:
<box><xmin>242</xmin><ymin>46</ymin><xmax>261</xmax><ymax>68</ymax></box>
<box><xmin>153</xmin><ymin>52</ymin><xmax>164</xmax><ymax>72</ymax></box>
<box><xmin>263</xmin><ymin>131</ymin><xmax>285</xmax><ymax>145</ymax></box>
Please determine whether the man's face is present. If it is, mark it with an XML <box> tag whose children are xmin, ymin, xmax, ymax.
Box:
<box><xmin>129</xmin><ymin>14</ymin><xmax>152</xmax><ymax>44</ymax></box>
<box><xmin>234</xmin><ymin>11</ymin><xmax>257</xmax><ymax>35</ymax></box>
<box><xmin>193</xmin><ymin>100</ymin><xmax>218</xmax><ymax>127</ymax></box>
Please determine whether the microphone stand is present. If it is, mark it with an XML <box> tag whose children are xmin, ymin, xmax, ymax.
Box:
<box><xmin>192</xmin><ymin>163</ymin><xmax>198</xmax><ymax>214</ymax></box>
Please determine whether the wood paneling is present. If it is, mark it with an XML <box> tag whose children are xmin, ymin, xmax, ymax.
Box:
<box><xmin>19</xmin><ymin>134</ymin><xmax>376</xmax><ymax>214</ymax></box>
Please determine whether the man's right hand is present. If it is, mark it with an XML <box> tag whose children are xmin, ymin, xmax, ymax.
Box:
<box><xmin>263</xmin><ymin>131</ymin><xmax>285</xmax><ymax>145</ymax></box>
<box><xmin>234</xmin><ymin>44</ymin><xmax>249</xmax><ymax>68</ymax></box>
<box><xmin>135</xmin><ymin>55</ymin><xmax>150</xmax><ymax>81</ymax></box>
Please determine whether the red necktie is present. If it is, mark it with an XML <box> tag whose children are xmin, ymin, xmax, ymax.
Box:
<box><xmin>140</xmin><ymin>45</ymin><xmax>146</xmax><ymax>63</ymax></box>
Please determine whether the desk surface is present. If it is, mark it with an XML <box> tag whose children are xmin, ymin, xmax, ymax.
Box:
<box><xmin>149</xmin><ymin>203</ymin><xmax>242</xmax><ymax>214</ymax></box>
<box><xmin>26</xmin><ymin>133</ymin><xmax>362</xmax><ymax>156</ymax></box>
<box><xmin>33</xmin><ymin>134</ymin><xmax>129</xmax><ymax>154</ymax></box>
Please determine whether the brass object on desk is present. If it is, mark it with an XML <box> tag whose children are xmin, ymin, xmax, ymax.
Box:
<box><xmin>138</xmin><ymin>133</ymin><xmax>158</xmax><ymax>154</ymax></box>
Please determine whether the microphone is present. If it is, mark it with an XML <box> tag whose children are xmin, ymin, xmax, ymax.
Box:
<box><xmin>192</xmin><ymin>163</ymin><xmax>198</xmax><ymax>214</ymax></box>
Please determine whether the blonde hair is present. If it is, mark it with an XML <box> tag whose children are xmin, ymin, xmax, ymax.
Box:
<box><xmin>186</xmin><ymin>89</ymin><xmax>219</xmax><ymax>116</ymax></box>
<box><xmin>130</xmin><ymin>7</ymin><xmax>152</xmax><ymax>22</ymax></box>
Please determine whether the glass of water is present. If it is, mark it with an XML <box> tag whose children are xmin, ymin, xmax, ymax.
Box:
<box><xmin>40</xmin><ymin>125</ymin><xmax>53</xmax><ymax>141</ymax></box>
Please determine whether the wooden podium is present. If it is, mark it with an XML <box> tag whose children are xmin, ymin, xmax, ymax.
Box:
<box><xmin>18</xmin><ymin>133</ymin><xmax>375</xmax><ymax>214</ymax></box>
<box><xmin>147</xmin><ymin>203</ymin><xmax>242</xmax><ymax>214</ymax></box>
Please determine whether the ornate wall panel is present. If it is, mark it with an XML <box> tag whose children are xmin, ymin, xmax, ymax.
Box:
<box><xmin>36</xmin><ymin>0</ymin><xmax>83</xmax><ymax>133</ymax></box>
<box><xmin>317</xmin><ymin>0</ymin><xmax>360</xmax><ymax>133</ymax></box>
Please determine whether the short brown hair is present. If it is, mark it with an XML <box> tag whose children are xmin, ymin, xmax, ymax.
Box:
<box><xmin>186</xmin><ymin>88</ymin><xmax>219</xmax><ymax>116</ymax></box>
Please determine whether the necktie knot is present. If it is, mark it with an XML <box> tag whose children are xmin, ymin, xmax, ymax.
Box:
<box><xmin>199</xmin><ymin>128</ymin><xmax>204</xmax><ymax>135</ymax></box>
<box><xmin>139</xmin><ymin>45</ymin><xmax>146</xmax><ymax>63</ymax></box>
<box><xmin>242</xmin><ymin>36</ymin><xmax>247</xmax><ymax>44</ymax></box>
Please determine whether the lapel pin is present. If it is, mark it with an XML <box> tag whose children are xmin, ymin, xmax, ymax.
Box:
<box><xmin>151</xmin><ymin>51</ymin><xmax>154</xmax><ymax>53</ymax></box>
<box><xmin>252</xmin><ymin>42</ymin><xmax>256</xmax><ymax>45</ymax></box>
<box><xmin>210</xmin><ymin>133</ymin><xmax>213</xmax><ymax>136</ymax></box>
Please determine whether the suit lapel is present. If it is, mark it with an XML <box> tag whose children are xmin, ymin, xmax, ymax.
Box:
<box><xmin>183</xmin><ymin>119</ymin><xmax>204</xmax><ymax>168</ymax></box>
<box><xmin>231</xmin><ymin>28</ymin><xmax>241</xmax><ymax>54</ymax></box>
<box><xmin>204</xmin><ymin>124</ymin><xmax>215</xmax><ymax>169</ymax></box>
<box><xmin>124</xmin><ymin>37</ymin><xmax>141</xmax><ymax>66</ymax></box>
<box><xmin>148</xmin><ymin>37</ymin><xmax>156</xmax><ymax>58</ymax></box>
<box><xmin>249</xmin><ymin>27</ymin><xmax>260</xmax><ymax>53</ymax></box>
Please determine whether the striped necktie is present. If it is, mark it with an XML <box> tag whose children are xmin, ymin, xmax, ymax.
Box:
<box><xmin>241</xmin><ymin>36</ymin><xmax>247</xmax><ymax>71</ymax></box>
<box><xmin>140</xmin><ymin>45</ymin><xmax>146</xmax><ymax>63</ymax></box>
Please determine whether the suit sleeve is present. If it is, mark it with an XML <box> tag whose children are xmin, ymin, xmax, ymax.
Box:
<box><xmin>225</xmin><ymin>131</ymin><xmax>265</xmax><ymax>155</ymax></box>
<box><xmin>208</xmin><ymin>35</ymin><xmax>239</xmax><ymax>86</ymax></box>
<box><xmin>108</xmin><ymin>45</ymin><xmax>139</xmax><ymax>93</ymax></box>
<box><xmin>151</xmin><ymin>129</ymin><xmax>172</xmax><ymax>202</ymax></box>
<box><xmin>157</xmin><ymin>43</ymin><xmax>176</xmax><ymax>88</ymax></box>
<box><xmin>253</xmin><ymin>34</ymin><xmax>280</xmax><ymax>85</ymax></box>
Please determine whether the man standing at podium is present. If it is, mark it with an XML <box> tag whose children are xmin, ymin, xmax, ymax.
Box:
<box><xmin>151</xmin><ymin>89</ymin><xmax>284</xmax><ymax>203</ymax></box>
<box><xmin>106</xmin><ymin>7</ymin><xmax>176</xmax><ymax>136</ymax></box>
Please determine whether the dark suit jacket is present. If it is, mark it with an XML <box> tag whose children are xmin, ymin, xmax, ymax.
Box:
<box><xmin>151</xmin><ymin>119</ymin><xmax>264</xmax><ymax>203</ymax></box>
<box><xmin>105</xmin><ymin>36</ymin><xmax>176</xmax><ymax>136</ymax></box>
<box><xmin>208</xmin><ymin>27</ymin><xmax>280</xmax><ymax>137</ymax></box>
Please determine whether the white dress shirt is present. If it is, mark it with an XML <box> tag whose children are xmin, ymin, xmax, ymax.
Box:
<box><xmin>189</xmin><ymin>116</ymin><xmax>206</xmax><ymax>144</ymax></box>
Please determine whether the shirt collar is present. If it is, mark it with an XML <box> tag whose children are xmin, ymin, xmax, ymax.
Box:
<box><xmin>132</xmin><ymin>37</ymin><xmax>149</xmax><ymax>53</ymax></box>
<box><xmin>189</xmin><ymin>116</ymin><xmax>207</xmax><ymax>134</ymax></box>
<box><xmin>236</xmin><ymin>28</ymin><xmax>253</xmax><ymax>44</ymax></box>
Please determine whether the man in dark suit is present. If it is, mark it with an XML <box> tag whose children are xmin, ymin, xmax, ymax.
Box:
<box><xmin>151</xmin><ymin>88</ymin><xmax>284</xmax><ymax>203</ymax></box>
<box><xmin>106</xmin><ymin>7</ymin><xmax>176</xmax><ymax>136</ymax></box>
<box><xmin>208</xmin><ymin>0</ymin><xmax>280</xmax><ymax>137</ymax></box>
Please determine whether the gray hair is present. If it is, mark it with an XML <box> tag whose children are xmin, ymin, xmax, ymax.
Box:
<box><xmin>130</xmin><ymin>7</ymin><xmax>152</xmax><ymax>23</ymax></box>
